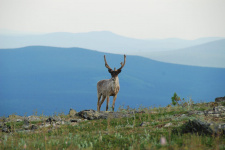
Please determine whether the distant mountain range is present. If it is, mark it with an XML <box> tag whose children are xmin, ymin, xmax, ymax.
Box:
<box><xmin>140</xmin><ymin>39</ymin><xmax>225</xmax><ymax>68</ymax></box>
<box><xmin>0</xmin><ymin>31</ymin><xmax>224</xmax><ymax>68</ymax></box>
<box><xmin>0</xmin><ymin>46</ymin><xmax>224</xmax><ymax>116</ymax></box>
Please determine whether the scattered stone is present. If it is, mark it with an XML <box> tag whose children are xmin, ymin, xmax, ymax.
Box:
<box><xmin>2</xmin><ymin>125</ymin><xmax>11</xmax><ymax>133</ymax></box>
<box><xmin>70</xmin><ymin>119</ymin><xmax>82</xmax><ymax>122</ymax></box>
<box><xmin>31</xmin><ymin>124</ymin><xmax>38</xmax><ymax>130</ymax></box>
<box><xmin>23</xmin><ymin>125</ymin><xmax>30</xmax><ymax>130</ymax></box>
<box><xmin>69</xmin><ymin>108</ymin><xmax>77</xmax><ymax>117</ymax></box>
<box><xmin>140</xmin><ymin>122</ymin><xmax>150</xmax><ymax>127</ymax></box>
<box><xmin>172</xmin><ymin>119</ymin><xmax>214</xmax><ymax>136</ymax></box>
<box><xmin>17</xmin><ymin>119</ymin><xmax>23</xmax><ymax>122</ymax></box>
<box><xmin>77</xmin><ymin>109</ymin><xmax>131</xmax><ymax>120</ymax></box>
<box><xmin>61</xmin><ymin>121</ymin><xmax>65</xmax><ymax>125</ymax></box>
<box><xmin>8</xmin><ymin>115</ymin><xmax>24</xmax><ymax>122</ymax></box>
<box><xmin>77</xmin><ymin>109</ymin><xmax>107</xmax><ymax>120</ymax></box>
<box><xmin>27</xmin><ymin>116</ymin><xmax>41</xmax><ymax>122</ymax></box>
<box><xmin>208</xmin><ymin>114</ymin><xmax>220</xmax><ymax>117</ymax></box>
<box><xmin>188</xmin><ymin>111</ymin><xmax>204</xmax><ymax>116</ymax></box>
<box><xmin>215</xmin><ymin>97</ymin><xmax>225</xmax><ymax>103</ymax></box>
<box><xmin>46</xmin><ymin>117</ymin><xmax>55</xmax><ymax>124</ymax></box>
<box><xmin>213</xmin><ymin>106</ymin><xmax>225</xmax><ymax>113</ymax></box>
<box><xmin>204</xmin><ymin>106</ymin><xmax>225</xmax><ymax>117</ymax></box>
<box><xmin>164</xmin><ymin>122</ymin><xmax>172</xmax><ymax>127</ymax></box>
<box><xmin>24</xmin><ymin>119</ymin><xmax>30</xmax><ymax>126</ymax></box>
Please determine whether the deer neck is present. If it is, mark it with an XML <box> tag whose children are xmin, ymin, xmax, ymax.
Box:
<box><xmin>111</xmin><ymin>76</ymin><xmax>119</xmax><ymax>85</ymax></box>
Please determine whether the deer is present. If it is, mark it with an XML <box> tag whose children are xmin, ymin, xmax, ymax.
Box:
<box><xmin>97</xmin><ymin>54</ymin><xmax>126</xmax><ymax>112</ymax></box>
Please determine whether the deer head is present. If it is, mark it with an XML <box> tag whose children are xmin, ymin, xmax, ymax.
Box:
<box><xmin>104</xmin><ymin>55</ymin><xmax>126</xmax><ymax>78</ymax></box>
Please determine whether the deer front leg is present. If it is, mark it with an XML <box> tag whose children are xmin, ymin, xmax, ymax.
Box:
<box><xmin>97</xmin><ymin>94</ymin><xmax>101</xmax><ymax>112</ymax></box>
<box><xmin>106</xmin><ymin>96</ymin><xmax>110</xmax><ymax>111</ymax></box>
<box><xmin>112</xmin><ymin>95</ymin><xmax>117</xmax><ymax>111</ymax></box>
<box><xmin>99</xmin><ymin>95</ymin><xmax>106</xmax><ymax>112</ymax></box>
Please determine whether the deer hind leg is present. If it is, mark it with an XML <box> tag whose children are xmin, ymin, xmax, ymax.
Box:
<box><xmin>99</xmin><ymin>95</ymin><xmax>106</xmax><ymax>112</ymax></box>
<box><xmin>112</xmin><ymin>95</ymin><xmax>117</xmax><ymax>111</ymax></box>
<box><xmin>97</xmin><ymin>93</ymin><xmax>102</xmax><ymax>112</ymax></box>
<box><xmin>106</xmin><ymin>96</ymin><xmax>110</xmax><ymax>111</ymax></box>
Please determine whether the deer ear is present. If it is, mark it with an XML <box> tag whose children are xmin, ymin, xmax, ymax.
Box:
<box><xmin>116</xmin><ymin>69</ymin><xmax>121</xmax><ymax>74</ymax></box>
<box><xmin>108</xmin><ymin>69</ymin><xmax>113</xmax><ymax>73</ymax></box>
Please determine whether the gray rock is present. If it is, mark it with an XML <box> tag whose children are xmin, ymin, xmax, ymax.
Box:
<box><xmin>188</xmin><ymin>110</ymin><xmax>205</xmax><ymax>116</ymax></box>
<box><xmin>7</xmin><ymin>115</ymin><xmax>24</xmax><ymax>122</ymax></box>
<box><xmin>215</xmin><ymin>97</ymin><xmax>225</xmax><ymax>102</ymax></box>
<box><xmin>77</xmin><ymin>109</ymin><xmax>108</xmax><ymax>120</ymax></box>
<box><xmin>31</xmin><ymin>124</ymin><xmax>38</xmax><ymax>130</ymax></box>
<box><xmin>77</xmin><ymin>109</ymin><xmax>130</xmax><ymax>120</ymax></box>
<box><xmin>70</xmin><ymin>119</ymin><xmax>82</xmax><ymax>122</ymax></box>
<box><xmin>2</xmin><ymin>125</ymin><xmax>11</xmax><ymax>133</ymax></box>
<box><xmin>213</xmin><ymin>106</ymin><xmax>225</xmax><ymax>113</ymax></box>
<box><xmin>17</xmin><ymin>119</ymin><xmax>23</xmax><ymax>122</ymax></box>
<box><xmin>172</xmin><ymin>119</ymin><xmax>217</xmax><ymax>136</ymax></box>
<box><xmin>23</xmin><ymin>125</ymin><xmax>30</xmax><ymax>130</ymax></box>
<box><xmin>140</xmin><ymin>122</ymin><xmax>150</xmax><ymax>127</ymax></box>
<box><xmin>46</xmin><ymin>117</ymin><xmax>55</xmax><ymax>124</ymax></box>
<box><xmin>27</xmin><ymin>116</ymin><xmax>41</xmax><ymax>122</ymax></box>
<box><xmin>164</xmin><ymin>122</ymin><xmax>172</xmax><ymax>127</ymax></box>
<box><xmin>208</xmin><ymin>114</ymin><xmax>220</xmax><ymax>117</ymax></box>
<box><xmin>23</xmin><ymin>119</ymin><xmax>30</xmax><ymax>126</ymax></box>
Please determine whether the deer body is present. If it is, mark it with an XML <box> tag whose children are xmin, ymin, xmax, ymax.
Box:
<box><xmin>97</xmin><ymin>55</ymin><xmax>126</xmax><ymax>112</ymax></box>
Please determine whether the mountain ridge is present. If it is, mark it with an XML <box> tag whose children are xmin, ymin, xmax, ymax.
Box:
<box><xmin>0</xmin><ymin>46</ymin><xmax>224</xmax><ymax>116</ymax></box>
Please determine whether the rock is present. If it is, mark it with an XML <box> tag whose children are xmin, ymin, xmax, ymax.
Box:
<box><xmin>27</xmin><ymin>116</ymin><xmax>41</xmax><ymax>122</ymax></box>
<box><xmin>8</xmin><ymin>115</ymin><xmax>24</xmax><ymax>122</ymax></box>
<box><xmin>208</xmin><ymin>114</ymin><xmax>220</xmax><ymax>117</ymax></box>
<box><xmin>213</xmin><ymin>106</ymin><xmax>225</xmax><ymax>113</ymax></box>
<box><xmin>23</xmin><ymin>119</ymin><xmax>30</xmax><ymax>126</ymax></box>
<box><xmin>77</xmin><ymin>109</ymin><xmax>130</xmax><ymax>120</ymax></box>
<box><xmin>215</xmin><ymin>97</ymin><xmax>225</xmax><ymax>103</ymax></box>
<box><xmin>172</xmin><ymin>119</ymin><xmax>214</xmax><ymax>136</ymax></box>
<box><xmin>204</xmin><ymin>106</ymin><xmax>225</xmax><ymax>117</ymax></box>
<box><xmin>46</xmin><ymin>117</ymin><xmax>55</xmax><ymax>124</ymax></box>
<box><xmin>188</xmin><ymin>111</ymin><xmax>204</xmax><ymax>116</ymax></box>
<box><xmin>70</xmin><ymin>119</ymin><xmax>82</xmax><ymax>122</ymax></box>
<box><xmin>140</xmin><ymin>122</ymin><xmax>150</xmax><ymax>127</ymax></box>
<box><xmin>17</xmin><ymin>119</ymin><xmax>23</xmax><ymax>122</ymax></box>
<box><xmin>77</xmin><ymin>109</ymin><xmax>108</xmax><ymax>120</ymax></box>
<box><xmin>69</xmin><ymin>108</ymin><xmax>77</xmax><ymax>117</ymax></box>
<box><xmin>2</xmin><ymin>125</ymin><xmax>11</xmax><ymax>133</ymax></box>
<box><xmin>164</xmin><ymin>122</ymin><xmax>172</xmax><ymax>127</ymax></box>
<box><xmin>31</xmin><ymin>124</ymin><xmax>38</xmax><ymax>130</ymax></box>
<box><xmin>23</xmin><ymin>125</ymin><xmax>30</xmax><ymax>130</ymax></box>
<box><xmin>46</xmin><ymin>116</ymin><xmax>61</xmax><ymax>124</ymax></box>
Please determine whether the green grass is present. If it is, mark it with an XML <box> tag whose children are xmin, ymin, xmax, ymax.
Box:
<box><xmin>1</xmin><ymin>103</ymin><xmax>225</xmax><ymax>149</ymax></box>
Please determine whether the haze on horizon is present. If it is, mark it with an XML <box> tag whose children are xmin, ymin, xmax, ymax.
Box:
<box><xmin>0</xmin><ymin>0</ymin><xmax>225</xmax><ymax>40</ymax></box>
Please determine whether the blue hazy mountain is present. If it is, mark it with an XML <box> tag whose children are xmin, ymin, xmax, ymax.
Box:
<box><xmin>0</xmin><ymin>46</ymin><xmax>225</xmax><ymax>116</ymax></box>
<box><xmin>144</xmin><ymin>39</ymin><xmax>225</xmax><ymax>68</ymax></box>
<box><xmin>0</xmin><ymin>31</ymin><xmax>223</xmax><ymax>54</ymax></box>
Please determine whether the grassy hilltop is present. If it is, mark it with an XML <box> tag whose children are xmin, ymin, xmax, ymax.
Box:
<box><xmin>1</xmin><ymin>96</ymin><xmax>225</xmax><ymax>149</ymax></box>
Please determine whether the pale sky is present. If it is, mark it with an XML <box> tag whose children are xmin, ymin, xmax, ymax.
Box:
<box><xmin>0</xmin><ymin>0</ymin><xmax>225</xmax><ymax>39</ymax></box>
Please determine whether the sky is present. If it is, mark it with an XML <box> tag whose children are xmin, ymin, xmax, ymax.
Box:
<box><xmin>0</xmin><ymin>0</ymin><xmax>225</xmax><ymax>40</ymax></box>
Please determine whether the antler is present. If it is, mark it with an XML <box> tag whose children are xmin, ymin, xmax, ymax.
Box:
<box><xmin>104</xmin><ymin>55</ymin><xmax>113</xmax><ymax>71</ymax></box>
<box><xmin>117</xmin><ymin>54</ymin><xmax>126</xmax><ymax>71</ymax></box>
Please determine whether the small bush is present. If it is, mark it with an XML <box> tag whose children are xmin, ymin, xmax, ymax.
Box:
<box><xmin>171</xmin><ymin>92</ymin><xmax>181</xmax><ymax>106</ymax></box>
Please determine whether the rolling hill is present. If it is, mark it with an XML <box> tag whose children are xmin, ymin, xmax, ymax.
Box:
<box><xmin>144</xmin><ymin>39</ymin><xmax>225</xmax><ymax>68</ymax></box>
<box><xmin>0</xmin><ymin>46</ymin><xmax>224</xmax><ymax>116</ymax></box>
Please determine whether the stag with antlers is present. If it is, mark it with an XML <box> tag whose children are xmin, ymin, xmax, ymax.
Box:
<box><xmin>97</xmin><ymin>55</ymin><xmax>126</xmax><ymax>112</ymax></box>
